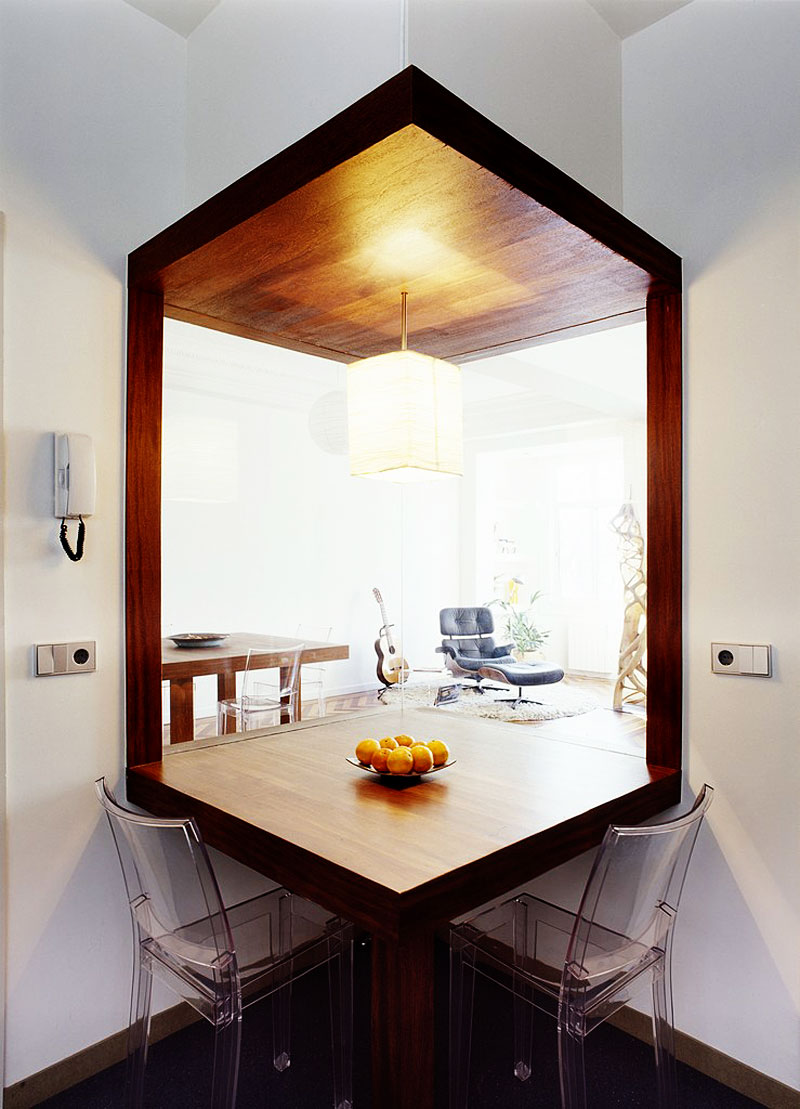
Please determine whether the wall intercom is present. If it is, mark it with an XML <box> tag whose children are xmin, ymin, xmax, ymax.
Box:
<box><xmin>54</xmin><ymin>433</ymin><xmax>96</xmax><ymax>561</ymax></box>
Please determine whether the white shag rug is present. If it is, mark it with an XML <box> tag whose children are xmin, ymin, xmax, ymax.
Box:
<box><xmin>378</xmin><ymin>681</ymin><xmax>600</xmax><ymax>722</ymax></box>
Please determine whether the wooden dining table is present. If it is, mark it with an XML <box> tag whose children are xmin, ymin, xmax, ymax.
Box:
<box><xmin>161</xmin><ymin>632</ymin><xmax>349</xmax><ymax>742</ymax></box>
<box><xmin>127</xmin><ymin>705</ymin><xmax>680</xmax><ymax>1108</ymax></box>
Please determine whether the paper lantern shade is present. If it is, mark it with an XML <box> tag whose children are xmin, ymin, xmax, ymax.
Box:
<box><xmin>347</xmin><ymin>349</ymin><xmax>463</xmax><ymax>481</ymax></box>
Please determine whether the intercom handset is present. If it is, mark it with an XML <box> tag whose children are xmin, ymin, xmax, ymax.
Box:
<box><xmin>54</xmin><ymin>433</ymin><xmax>96</xmax><ymax>561</ymax></box>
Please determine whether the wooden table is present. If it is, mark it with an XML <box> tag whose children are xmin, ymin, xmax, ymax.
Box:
<box><xmin>161</xmin><ymin>633</ymin><xmax>349</xmax><ymax>742</ymax></box>
<box><xmin>128</xmin><ymin>706</ymin><xmax>680</xmax><ymax>1108</ymax></box>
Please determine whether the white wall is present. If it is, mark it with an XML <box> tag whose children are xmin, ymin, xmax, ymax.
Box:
<box><xmin>0</xmin><ymin>0</ymin><xmax>186</xmax><ymax>1084</ymax></box>
<box><xmin>185</xmin><ymin>0</ymin><xmax>622</xmax><ymax>212</ymax></box>
<box><xmin>185</xmin><ymin>0</ymin><xmax>403</xmax><ymax>207</ymax></box>
<box><xmin>623</xmin><ymin>2</ymin><xmax>800</xmax><ymax>1089</ymax></box>
<box><xmin>0</xmin><ymin>211</ymin><xmax>7</xmax><ymax>1094</ymax></box>
<box><xmin>409</xmin><ymin>0</ymin><xmax>623</xmax><ymax>207</ymax></box>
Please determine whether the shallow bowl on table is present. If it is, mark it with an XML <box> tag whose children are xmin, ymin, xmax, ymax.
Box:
<box><xmin>345</xmin><ymin>755</ymin><xmax>456</xmax><ymax>786</ymax></box>
<box><xmin>169</xmin><ymin>633</ymin><xmax>229</xmax><ymax>648</ymax></box>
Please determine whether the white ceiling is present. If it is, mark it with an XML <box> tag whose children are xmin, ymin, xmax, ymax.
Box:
<box><xmin>164</xmin><ymin>319</ymin><xmax>647</xmax><ymax>453</ymax></box>
<box><xmin>464</xmin><ymin>323</ymin><xmax>646</xmax><ymax>421</ymax></box>
<box><xmin>122</xmin><ymin>0</ymin><xmax>220</xmax><ymax>37</ymax></box>
<box><xmin>585</xmin><ymin>0</ymin><xmax>693</xmax><ymax>39</ymax></box>
<box><xmin>125</xmin><ymin>0</ymin><xmax>691</xmax><ymax>41</ymax></box>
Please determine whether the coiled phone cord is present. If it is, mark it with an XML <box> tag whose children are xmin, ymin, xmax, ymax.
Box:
<box><xmin>60</xmin><ymin>516</ymin><xmax>86</xmax><ymax>562</ymax></box>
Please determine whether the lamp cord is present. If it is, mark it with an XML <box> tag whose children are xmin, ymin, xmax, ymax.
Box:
<box><xmin>400</xmin><ymin>0</ymin><xmax>409</xmax><ymax>68</ymax></box>
<box><xmin>60</xmin><ymin>516</ymin><xmax>86</xmax><ymax>562</ymax></box>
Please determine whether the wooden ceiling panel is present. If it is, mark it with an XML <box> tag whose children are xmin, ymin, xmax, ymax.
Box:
<box><xmin>153</xmin><ymin>126</ymin><xmax>653</xmax><ymax>362</ymax></box>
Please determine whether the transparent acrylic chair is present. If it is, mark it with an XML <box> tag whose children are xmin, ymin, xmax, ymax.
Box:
<box><xmin>95</xmin><ymin>778</ymin><xmax>353</xmax><ymax>1109</ymax></box>
<box><xmin>255</xmin><ymin>626</ymin><xmax>332</xmax><ymax>718</ymax></box>
<box><xmin>450</xmin><ymin>784</ymin><xmax>713</xmax><ymax>1108</ymax></box>
<box><xmin>217</xmin><ymin>643</ymin><xmax>304</xmax><ymax>735</ymax></box>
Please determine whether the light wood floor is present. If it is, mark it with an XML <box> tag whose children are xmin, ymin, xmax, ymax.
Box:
<box><xmin>184</xmin><ymin>675</ymin><xmax>646</xmax><ymax>758</ymax></box>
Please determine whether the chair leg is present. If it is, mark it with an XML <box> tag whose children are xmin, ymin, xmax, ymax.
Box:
<box><xmin>211</xmin><ymin>1011</ymin><xmax>242</xmax><ymax>1109</ymax></box>
<box><xmin>512</xmin><ymin>898</ymin><xmax>534</xmax><ymax>1082</ymax></box>
<box><xmin>449</xmin><ymin>934</ymin><xmax>477</xmax><ymax>1109</ymax></box>
<box><xmin>126</xmin><ymin>947</ymin><xmax>153</xmax><ymax>1109</ymax></box>
<box><xmin>273</xmin><ymin>892</ymin><xmax>293</xmax><ymax>1072</ymax></box>
<box><xmin>327</xmin><ymin>929</ymin><xmax>354</xmax><ymax>1109</ymax></box>
<box><xmin>558</xmin><ymin>1002</ymin><xmax>587</xmax><ymax>1109</ymax></box>
<box><xmin>513</xmin><ymin>977</ymin><xmax>536</xmax><ymax>1083</ymax></box>
<box><xmin>652</xmin><ymin>963</ymin><xmax>678</xmax><ymax>1108</ymax></box>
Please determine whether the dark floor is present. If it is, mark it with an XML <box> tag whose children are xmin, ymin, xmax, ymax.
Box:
<box><xmin>40</xmin><ymin>939</ymin><xmax>763</xmax><ymax>1108</ymax></box>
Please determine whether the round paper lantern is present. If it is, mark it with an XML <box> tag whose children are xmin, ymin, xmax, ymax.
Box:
<box><xmin>308</xmin><ymin>389</ymin><xmax>349</xmax><ymax>455</ymax></box>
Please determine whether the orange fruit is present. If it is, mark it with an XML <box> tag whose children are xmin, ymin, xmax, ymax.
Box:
<box><xmin>427</xmin><ymin>739</ymin><xmax>450</xmax><ymax>766</ymax></box>
<box><xmin>355</xmin><ymin>738</ymin><xmax>380</xmax><ymax>765</ymax></box>
<box><xmin>379</xmin><ymin>736</ymin><xmax>399</xmax><ymax>750</ymax></box>
<box><xmin>410</xmin><ymin>744</ymin><xmax>434</xmax><ymax>773</ymax></box>
<box><xmin>371</xmin><ymin>747</ymin><xmax>390</xmax><ymax>773</ymax></box>
<box><xmin>394</xmin><ymin>733</ymin><xmax>415</xmax><ymax>747</ymax></box>
<box><xmin>386</xmin><ymin>746</ymin><xmax>414</xmax><ymax>775</ymax></box>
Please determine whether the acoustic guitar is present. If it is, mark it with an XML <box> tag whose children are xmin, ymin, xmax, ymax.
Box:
<box><xmin>373</xmin><ymin>587</ymin><xmax>410</xmax><ymax>687</ymax></box>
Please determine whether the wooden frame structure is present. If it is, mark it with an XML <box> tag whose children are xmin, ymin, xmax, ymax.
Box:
<box><xmin>124</xmin><ymin>68</ymin><xmax>683</xmax><ymax>1109</ymax></box>
<box><xmin>126</xmin><ymin>66</ymin><xmax>682</xmax><ymax>773</ymax></box>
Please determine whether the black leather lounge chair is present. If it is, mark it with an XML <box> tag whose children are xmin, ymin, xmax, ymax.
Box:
<box><xmin>437</xmin><ymin>606</ymin><xmax>564</xmax><ymax>706</ymax></box>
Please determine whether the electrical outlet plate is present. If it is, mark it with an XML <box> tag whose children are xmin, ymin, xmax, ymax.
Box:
<box><xmin>711</xmin><ymin>642</ymin><xmax>771</xmax><ymax>677</ymax></box>
<box><xmin>36</xmin><ymin>641</ymin><xmax>96</xmax><ymax>676</ymax></box>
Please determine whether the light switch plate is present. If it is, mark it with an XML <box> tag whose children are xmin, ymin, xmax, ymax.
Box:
<box><xmin>711</xmin><ymin>642</ymin><xmax>771</xmax><ymax>676</ymax></box>
<box><xmin>36</xmin><ymin>641</ymin><xmax>96</xmax><ymax>676</ymax></box>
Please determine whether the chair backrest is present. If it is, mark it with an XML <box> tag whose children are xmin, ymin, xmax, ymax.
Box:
<box><xmin>566</xmin><ymin>784</ymin><xmax>714</xmax><ymax>977</ymax></box>
<box><xmin>440</xmin><ymin>607</ymin><xmax>495</xmax><ymax>637</ymax></box>
<box><xmin>95</xmin><ymin>778</ymin><xmax>234</xmax><ymax>966</ymax></box>
<box><xmin>242</xmin><ymin>643</ymin><xmax>304</xmax><ymax>701</ymax></box>
<box><xmin>295</xmin><ymin>624</ymin><xmax>332</xmax><ymax>644</ymax></box>
<box><xmin>440</xmin><ymin>607</ymin><xmax>499</xmax><ymax>660</ymax></box>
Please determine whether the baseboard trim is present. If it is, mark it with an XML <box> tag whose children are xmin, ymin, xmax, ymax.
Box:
<box><xmin>3</xmin><ymin>1002</ymin><xmax>199</xmax><ymax>1109</ymax></box>
<box><xmin>609</xmin><ymin>1007</ymin><xmax>800</xmax><ymax>1109</ymax></box>
<box><xmin>5</xmin><ymin>1000</ymin><xmax>797</xmax><ymax>1109</ymax></box>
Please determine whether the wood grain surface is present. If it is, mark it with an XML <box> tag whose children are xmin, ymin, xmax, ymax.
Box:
<box><xmin>162</xmin><ymin>633</ymin><xmax>348</xmax><ymax>679</ymax></box>
<box><xmin>126</xmin><ymin>288</ymin><xmax>164</xmax><ymax>768</ymax></box>
<box><xmin>127</xmin><ymin>708</ymin><xmax>678</xmax><ymax>914</ymax></box>
<box><xmin>138</xmin><ymin>126</ymin><xmax>656</xmax><ymax>363</ymax></box>
<box><xmin>646</xmin><ymin>289</ymin><xmax>683</xmax><ymax>770</ymax></box>
<box><xmin>128</xmin><ymin>68</ymin><xmax>680</xmax><ymax>366</ymax></box>
<box><xmin>162</xmin><ymin>634</ymin><xmax>350</xmax><ymax>742</ymax></box>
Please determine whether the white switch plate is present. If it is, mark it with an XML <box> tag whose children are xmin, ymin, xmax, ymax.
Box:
<box><xmin>36</xmin><ymin>641</ymin><xmax>96</xmax><ymax>676</ymax></box>
<box><xmin>711</xmin><ymin>642</ymin><xmax>771</xmax><ymax>676</ymax></box>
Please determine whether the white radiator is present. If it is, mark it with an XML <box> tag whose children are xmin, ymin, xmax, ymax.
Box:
<box><xmin>567</xmin><ymin>618</ymin><xmax>617</xmax><ymax>675</ymax></box>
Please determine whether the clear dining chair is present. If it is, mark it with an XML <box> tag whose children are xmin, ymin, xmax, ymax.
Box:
<box><xmin>449</xmin><ymin>784</ymin><xmax>713</xmax><ymax>1108</ymax></box>
<box><xmin>217</xmin><ymin>643</ymin><xmax>304</xmax><ymax>735</ymax></box>
<box><xmin>95</xmin><ymin>778</ymin><xmax>353</xmax><ymax>1109</ymax></box>
<box><xmin>255</xmin><ymin>626</ymin><xmax>332</xmax><ymax>718</ymax></box>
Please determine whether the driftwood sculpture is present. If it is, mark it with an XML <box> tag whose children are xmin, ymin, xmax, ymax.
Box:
<box><xmin>611</xmin><ymin>502</ymin><xmax>647</xmax><ymax>710</ymax></box>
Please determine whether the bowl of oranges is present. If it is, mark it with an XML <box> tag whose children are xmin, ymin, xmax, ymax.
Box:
<box><xmin>347</xmin><ymin>734</ymin><xmax>454</xmax><ymax>783</ymax></box>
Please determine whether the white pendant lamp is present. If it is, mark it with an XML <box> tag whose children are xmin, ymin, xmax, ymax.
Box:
<box><xmin>347</xmin><ymin>292</ymin><xmax>463</xmax><ymax>481</ymax></box>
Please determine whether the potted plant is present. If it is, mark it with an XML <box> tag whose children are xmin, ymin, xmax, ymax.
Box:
<box><xmin>487</xmin><ymin>592</ymin><xmax>549</xmax><ymax>660</ymax></box>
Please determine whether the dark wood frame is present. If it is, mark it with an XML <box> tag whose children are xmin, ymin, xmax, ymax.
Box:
<box><xmin>128</xmin><ymin>70</ymin><xmax>682</xmax><ymax>750</ymax></box>
<box><xmin>126</xmin><ymin>66</ymin><xmax>682</xmax><ymax>774</ymax></box>
<box><xmin>124</xmin><ymin>66</ymin><xmax>683</xmax><ymax>1109</ymax></box>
